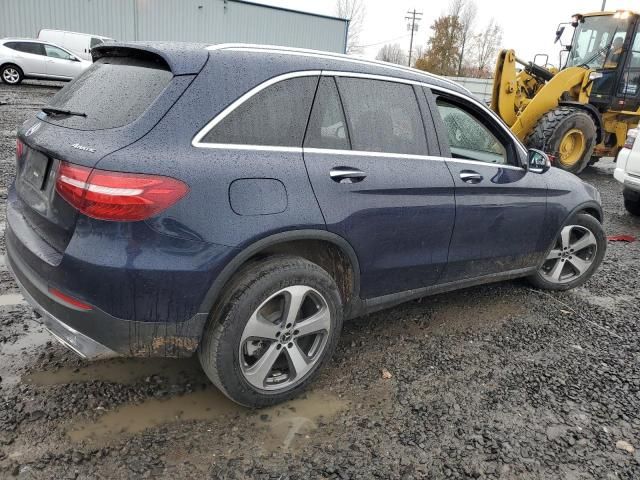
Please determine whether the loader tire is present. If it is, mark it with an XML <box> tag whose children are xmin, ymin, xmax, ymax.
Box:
<box><xmin>525</xmin><ymin>107</ymin><xmax>597</xmax><ymax>174</ymax></box>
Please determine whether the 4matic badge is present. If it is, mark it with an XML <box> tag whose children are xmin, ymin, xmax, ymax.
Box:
<box><xmin>71</xmin><ymin>143</ymin><xmax>96</xmax><ymax>153</ymax></box>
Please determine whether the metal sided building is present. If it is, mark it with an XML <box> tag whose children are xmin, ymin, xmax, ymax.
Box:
<box><xmin>1</xmin><ymin>0</ymin><xmax>349</xmax><ymax>53</ymax></box>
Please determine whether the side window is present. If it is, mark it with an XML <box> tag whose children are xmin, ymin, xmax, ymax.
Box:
<box><xmin>202</xmin><ymin>76</ymin><xmax>318</xmax><ymax>147</ymax></box>
<box><xmin>435</xmin><ymin>97</ymin><xmax>508</xmax><ymax>165</ymax></box>
<box><xmin>4</xmin><ymin>42</ymin><xmax>18</xmax><ymax>51</ymax></box>
<box><xmin>336</xmin><ymin>78</ymin><xmax>428</xmax><ymax>155</ymax></box>
<box><xmin>44</xmin><ymin>45</ymin><xmax>74</xmax><ymax>60</ymax></box>
<box><xmin>90</xmin><ymin>38</ymin><xmax>103</xmax><ymax>48</ymax></box>
<box><xmin>304</xmin><ymin>77</ymin><xmax>350</xmax><ymax>150</ymax></box>
<box><xmin>14</xmin><ymin>42</ymin><xmax>45</xmax><ymax>56</ymax></box>
<box><xmin>619</xmin><ymin>32</ymin><xmax>640</xmax><ymax>97</ymax></box>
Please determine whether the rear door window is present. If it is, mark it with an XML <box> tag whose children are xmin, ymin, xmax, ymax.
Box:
<box><xmin>336</xmin><ymin>78</ymin><xmax>428</xmax><ymax>155</ymax></box>
<box><xmin>12</xmin><ymin>42</ymin><xmax>46</xmax><ymax>56</ymax></box>
<box><xmin>304</xmin><ymin>77</ymin><xmax>350</xmax><ymax>150</ymax></box>
<box><xmin>90</xmin><ymin>37</ymin><xmax>104</xmax><ymax>48</ymax></box>
<box><xmin>43</xmin><ymin>56</ymin><xmax>173</xmax><ymax>130</ymax></box>
<box><xmin>202</xmin><ymin>76</ymin><xmax>318</xmax><ymax>147</ymax></box>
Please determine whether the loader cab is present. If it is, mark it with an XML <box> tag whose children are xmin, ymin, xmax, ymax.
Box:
<box><xmin>565</xmin><ymin>11</ymin><xmax>640</xmax><ymax>112</ymax></box>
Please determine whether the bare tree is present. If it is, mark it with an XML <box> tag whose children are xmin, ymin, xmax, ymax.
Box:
<box><xmin>472</xmin><ymin>18</ymin><xmax>503</xmax><ymax>76</ymax></box>
<box><xmin>457</xmin><ymin>1</ymin><xmax>477</xmax><ymax>75</ymax></box>
<box><xmin>336</xmin><ymin>0</ymin><xmax>366</xmax><ymax>54</ymax></box>
<box><xmin>447</xmin><ymin>0</ymin><xmax>477</xmax><ymax>75</ymax></box>
<box><xmin>376</xmin><ymin>44</ymin><xmax>407</xmax><ymax>65</ymax></box>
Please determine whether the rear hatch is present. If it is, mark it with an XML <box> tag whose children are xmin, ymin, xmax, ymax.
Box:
<box><xmin>13</xmin><ymin>47</ymin><xmax>203</xmax><ymax>264</ymax></box>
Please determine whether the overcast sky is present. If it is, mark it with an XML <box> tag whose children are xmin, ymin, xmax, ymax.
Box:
<box><xmin>256</xmin><ymin>0</ymin><xmax>637</xmax><ymax>68</ymax></box>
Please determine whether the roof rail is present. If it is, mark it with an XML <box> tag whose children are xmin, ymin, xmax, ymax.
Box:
<box><xmin>206</xmin><ymin>43</ymin><xmax>463</xmax><ymax>91</ymax></box>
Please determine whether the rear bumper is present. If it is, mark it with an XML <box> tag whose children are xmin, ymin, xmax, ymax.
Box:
<box><xmin>8</xmin><ymin>254</ymin><xmax>117</xmax><ymax>359</ymax></box>
<box><xmin>6</xmin><ymin>228</ymin><xmax>208</xmax><ymax>359</ymax></box>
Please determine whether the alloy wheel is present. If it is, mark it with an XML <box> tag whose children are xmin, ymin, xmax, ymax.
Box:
<box><xmin>2</xmin><ymin>68</ymin><xmax>20</xmax><ymax>84</ymax></box>
<box><xmin>539</xmin><ymin>224</ymin><xmax>598</xmax><ymax>284</ymax></box>
<box><xmin>239</xmin><ymin>285</ymin><xmax>331</xmax><ymax>391</ymax></box>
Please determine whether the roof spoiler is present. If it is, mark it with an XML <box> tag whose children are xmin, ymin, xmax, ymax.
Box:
<box><xmin>91</xmin><ymin>42</ymin><xmax>209</xmax><ymax>75</ymax></box>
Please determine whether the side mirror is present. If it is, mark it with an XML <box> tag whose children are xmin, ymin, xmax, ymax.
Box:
<box><xmin>527</xmin><ymin>149</ymin><xmax>551</xmax><ymax>174</ymax></box>
<box><xmin>554</xmin><ymin>26</ymin><xmax>565</xmax><ymax>44</ymax></box>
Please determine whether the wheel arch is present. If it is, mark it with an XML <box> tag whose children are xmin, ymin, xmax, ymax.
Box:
<box><xmin>0</xmin><ymin>62</ymin><xmax>24</xmax><ymax>75</ymax></box>
<box><xmin>536</xmin><ymin>200</ymin><xmax>604</xmax><ymax>271</ymax></box>
<box><xmin>198</xmin><ymin>229</ymin><xmax>361</xmax><ymax>318</ymax></box>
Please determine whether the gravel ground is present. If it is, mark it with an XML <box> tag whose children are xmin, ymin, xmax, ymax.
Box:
<box><xmin>0</xmin><ymin>81</ymin><xmax>639</xmax><ymax>479</ymax></box>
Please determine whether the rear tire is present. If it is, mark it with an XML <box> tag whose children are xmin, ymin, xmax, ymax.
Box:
<box><xmin>527</xmin><ymin>213</ymin><xmax>606</xmax><ymax>291</ymax></box>
<box><xmin>526</xmin><ymin>107</ymin><xmax>597</xmax><ymax>174</ymax></box>
<box><xmin>198</xmin><ymin>256</ymin><xmax>343</xmax><ymax>408</ymax></box>
<box><xmin>1</xmin><ymin>64</ymin><xmax>23</xmax><ymax>85</ymax></box>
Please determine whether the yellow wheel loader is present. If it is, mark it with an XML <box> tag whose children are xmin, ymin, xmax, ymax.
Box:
<box><xmin>491</xmin><ymin>10</ymin><xmax>640</xmax><ymax>173</ymax></box>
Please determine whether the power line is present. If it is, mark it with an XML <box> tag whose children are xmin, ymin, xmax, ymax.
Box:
<box><xmin>405</xmin><ymin>9</ymin><xmax>423</xmax><ymax>67</ymax></box>
<box><xmin>359</xmin><ymin>33</ymin><xmax>411</xmax><ymax>49</ymax></box>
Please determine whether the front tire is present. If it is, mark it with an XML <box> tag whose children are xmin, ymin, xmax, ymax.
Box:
<box><xmin>198</xmin><ymin>256</ymin><xmax>343</xmax><ymax>408</ymax></box>
<box><xmin>526</xmin><ymin>107</ymin><xmax>597</xmax><ymax>174</ymax></box>
<box><xmin>527</xmin><ymin>213</ymin><xmax>606</xmax><ymax>291</ymax></box>
<box><xmin>1</xmin><ymin>64</ymin><xmax>23</xmax><ymax>85</ymax></box>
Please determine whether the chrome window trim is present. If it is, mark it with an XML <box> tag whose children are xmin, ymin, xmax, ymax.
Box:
<box><xmin>305</xmin><ymin>149</ymin><xmax>523</xmax><ymax>171</ymax></box>
<box><xmin>191</xmin><ymin>70</ymin><xmax>321</xmax><ymax>147</ymax></box>
<box><xmin>304</xmin><ymin>148</ymin><xmax>443</xmax><ymax>162</ymax></box>
<box><xmin>192</xmin><ymin>67</ymin><xmax>527</xmax><ymax>171</ymax></box>
<box><xmin>195</xmin><ymin>144</ymin><xmax>303</xmax><ymax>152</ymax></box>
<box><xmin>445</xmin><ymin>158</ymin><xmax>525</xmax><ymax>171</ymax></box>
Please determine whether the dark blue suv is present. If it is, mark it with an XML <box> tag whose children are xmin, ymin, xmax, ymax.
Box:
<box><xmin>7</xmin><ymin>43</ymin><xmax>605</xmax><ymax>407</ymax></box>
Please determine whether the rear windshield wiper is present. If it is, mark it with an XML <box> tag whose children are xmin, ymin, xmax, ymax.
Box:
<box><xmin>41</xmin><ymin>107</ymin><xmax>87</xmax><ymax>117</ymax></box>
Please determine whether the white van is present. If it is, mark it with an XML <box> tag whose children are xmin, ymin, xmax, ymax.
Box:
<box><xmin>37</xmin><ymin>29</ymin><xmax>113</xmax><ymax>61</ymax></box>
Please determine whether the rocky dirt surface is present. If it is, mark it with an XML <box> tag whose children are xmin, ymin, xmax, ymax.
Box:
<box><xmin>0</xmin><ymin>81</ymin><xmax>639</xmax><ymax>479</ymax></box>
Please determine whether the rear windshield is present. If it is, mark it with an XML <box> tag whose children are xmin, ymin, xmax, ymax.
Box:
<box><xmin>43</xmin><ymin>57</ymin><xmax>172</xmax><ymax>130</ymax></box>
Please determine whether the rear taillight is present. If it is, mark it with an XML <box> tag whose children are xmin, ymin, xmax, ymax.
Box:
<box><xmin>55</xmin><ymin>162</ymin><xmax>189</xmax><ymax>221</ymax></box>
<box><xmin>624</xmin><ymin>128</ymin><xmax>639</xmax><ymax>149</ymax></box>
<box><xmin>16</xmin><ymin>138</ymin><xmax>24</xmax><ymax>160</ymax></box>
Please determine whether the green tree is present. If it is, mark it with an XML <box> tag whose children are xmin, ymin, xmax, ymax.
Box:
<box><xmin>415</xmin><ymin>14</ymin><xmax>463</xmax><ymax>76</ymax></box>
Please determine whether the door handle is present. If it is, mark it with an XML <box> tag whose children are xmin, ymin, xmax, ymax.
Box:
<box><xmin>330</xmin><ymin>166</ymin><xmax>367</xmax><ymax>184</ymax></box>
<box><xmin>459</xmin><ymin>170</ymin><xmax>483</xmax><ymax>184</ymax></box>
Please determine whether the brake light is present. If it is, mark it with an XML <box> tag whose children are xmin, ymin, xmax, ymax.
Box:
<box><xmin>55</xmin><ymin>162</ymin><xmax>189</xmax><ymax>221</ymax></box>
<box><xmin>16</xmin><ymin>138</ymin><xmax>24</xmax><ymax>160</ymax></box>
<box><xmin>624</xmin><ymin>128</ymin><xmax>639</xmax><ymax>150</ymax></box>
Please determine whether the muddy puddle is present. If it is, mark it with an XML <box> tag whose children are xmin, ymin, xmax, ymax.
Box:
<box><xmin>22</xmin><ymin>355</ymin><xmax>347</xmax><ymax>450</ymax></box>
<box><xmin>23</xmin><ymin>357</ymin><xmax>204</xmax><ymax>386</ymax></box>
<box><xmin>0</xmin><ymin>319</ymin><xmax>50</xmax><ymax>385</ymax></box>
<box><xmin>68</xmin><ymin>388</ymin><xmax>347</xmax><ymax>450</ymax></box>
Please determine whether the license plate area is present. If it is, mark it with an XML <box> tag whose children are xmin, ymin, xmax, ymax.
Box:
<box><xmin>21</xmin><ymin>147</ymin><xmax>51</xmax><ymax>191</ymax></box>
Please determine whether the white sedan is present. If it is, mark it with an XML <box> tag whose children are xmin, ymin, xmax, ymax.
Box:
<box><xmin>614</xmin><ymin>127</ymin><xmax>640</xmax><ymax>215</ymax></box>
<box><xmin>0</xmin><ymin>38</ymin><xmax>91</xmax><ymax>85</ymax></box>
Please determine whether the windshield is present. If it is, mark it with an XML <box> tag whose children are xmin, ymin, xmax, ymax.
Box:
<box><xmin>566</xmin><ymin>14</ymin><xmax>631</xmax><ymax>69</ymax></box>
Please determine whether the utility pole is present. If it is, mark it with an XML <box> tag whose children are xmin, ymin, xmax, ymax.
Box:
<box><xmin>601</xmin><ymin>0</ymin><xmax>606</xmax><ymax>11</ymax></box>
<box><xmin>405</xmin><ymin>9</ymin><xmax>422</xmax><ymax>67</ymax></box>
